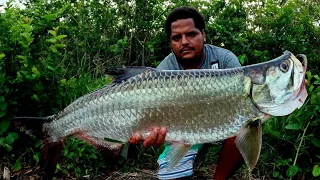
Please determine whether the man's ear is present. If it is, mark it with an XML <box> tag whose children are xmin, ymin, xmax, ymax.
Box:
<box><xmin>202</xmin><ymin>29</ymin><xmax>206</xmax><ymax>42</ymax></box>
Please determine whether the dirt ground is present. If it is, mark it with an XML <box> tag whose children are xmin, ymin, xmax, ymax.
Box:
<box><xmin>1</xmin><ymin>163</ymin><xmax>272</xmax><ymax>180</ymax></box>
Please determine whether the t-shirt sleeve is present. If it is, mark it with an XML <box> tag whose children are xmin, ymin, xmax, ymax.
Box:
<box><xmin>156</xmin><ymin>60</ymin><xmax>170</xmax><ymax>70</ymax></box>
<box><xmin>224</xmin><ymin>51</ymin><xmax>241</xmax><ymax>68</ymax></box>
<box><xmin>156</xmin><ymin>53</ymin><xmax>180</xmax><ymax>70</ymax></box>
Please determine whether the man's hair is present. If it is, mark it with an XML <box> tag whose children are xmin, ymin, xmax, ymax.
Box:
<box><xmin>165</xmin><ymin>6</ymin><xmax>205</xmax><ymax>38</ymax></box>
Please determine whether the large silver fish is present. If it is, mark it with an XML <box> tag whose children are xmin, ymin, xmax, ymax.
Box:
<box><xmin>15</xmin><ymin>51</ymin><xmax>307</xmax><ymax>178</ymax></box>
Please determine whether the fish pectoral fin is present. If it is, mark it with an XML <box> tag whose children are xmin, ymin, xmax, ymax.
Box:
<box><xmin>166</xmin><ymin>143</ymin><xmax>192</xmax><ymax>169</ymax></box>
<box><xmin>235</xmin><ymin>119</ymin><xmax>262</xmax><ymax>171</ymax></box>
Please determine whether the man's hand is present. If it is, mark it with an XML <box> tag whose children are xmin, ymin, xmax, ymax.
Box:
<box><xmin>129</xmin><ymin>127</ymin><xmax>167</xmax><ymax>148</ymax></box>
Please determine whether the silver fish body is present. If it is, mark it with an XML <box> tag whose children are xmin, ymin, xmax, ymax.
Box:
<box><xmin>46</xmin><ymin>51</ymin><xmax>307</xmax><ymax>147</ymax></box>
<box><xmin>15</xmin><ymin>51</ymin><xmax>308</xmax><ymax>174</ymax></box>
<box><xmin>48</xmin><ymin>68</ymin><xmax>259</xmax><ymax>144</ymax></box>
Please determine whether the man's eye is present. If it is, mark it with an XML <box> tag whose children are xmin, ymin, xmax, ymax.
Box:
<box><xmin>172</xmin><ymin>36</ymin><xmax>180</xmax><ymax>41</ymax></box>
<box><xmin>188</xmin><ymin>32</ymin><xmax>197</xmax><ymax>36</ymax></box>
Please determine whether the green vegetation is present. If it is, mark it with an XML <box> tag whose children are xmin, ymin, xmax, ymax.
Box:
<box><xmin>0</xmin><ymin>0</ymin><xmax>319</xmax><ymax>179</ymax></box>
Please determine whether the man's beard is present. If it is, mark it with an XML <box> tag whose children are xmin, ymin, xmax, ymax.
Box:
<box><xmin>176</xmin><ymin>52</ymin><xmax>205</xmax><ymax>69</ymax></box>
<box><xmin>177</xmin><ymin>57</ymin><xmax>202</xmax><ymax>67</ymax></box>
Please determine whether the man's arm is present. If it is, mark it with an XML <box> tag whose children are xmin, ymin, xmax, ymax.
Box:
<box><xmin>224</xmin><ymin>51</ymin><xmax>241</xmax><ymax>68</ymax></box>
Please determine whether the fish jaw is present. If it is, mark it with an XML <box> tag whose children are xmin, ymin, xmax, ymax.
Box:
<box><xmin>258</xmin><ymin>81</ymin><xmax>307</xmax><ymax>116</ymax></box>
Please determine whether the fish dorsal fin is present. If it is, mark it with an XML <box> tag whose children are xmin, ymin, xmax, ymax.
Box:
<box><xmin>166</xmin><ymin>143</ymin><xmax>192</xmax><ymax>169</ymax></box>
<box><xmin>107</xmin><ymin>66</ymin><xmax>157</xmax><ymax>83</ymax></box>
<box><xmin>235</xmin><ymin>119</ymin><xmax>262</xmax><ymax>171</ymax></box>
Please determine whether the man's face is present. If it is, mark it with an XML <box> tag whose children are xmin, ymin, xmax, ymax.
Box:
<box><xmin>170</xmin><ymin>18</ymin><xmax>206</xmax><ymax>64</ymax></box>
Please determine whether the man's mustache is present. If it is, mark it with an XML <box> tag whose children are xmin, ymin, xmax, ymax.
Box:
<box><xmin>180</xmin><ymin>47</ymin><xmax>194</xmax><ymax>53</ymax></box>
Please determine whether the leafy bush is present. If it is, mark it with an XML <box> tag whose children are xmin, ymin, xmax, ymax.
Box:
<box><xmin>0</xmin><ymin>0</ymin><xmax>319</xmax><ymax>179</ymax></box>
<box><xmin>260</xmin><ymin>71</ymin><xmax>320</xmax><ymax>179</ymax></box>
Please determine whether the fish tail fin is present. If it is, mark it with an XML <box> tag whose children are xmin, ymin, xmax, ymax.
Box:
<box><xmin>14</xmin><ymin>116</ymin><xmax>54</xmax><ymax>138</ymax></box>
<box><xmin>42</xmin><ymin>139</ymin><xmax>64</xmax><ymax>180</ymax></box>
<box><xmin>14</xmin><ymin>116</ymin><xmax>62</xmax><ymax>180</ymax></box>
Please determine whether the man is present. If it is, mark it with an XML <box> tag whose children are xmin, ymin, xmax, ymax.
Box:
<box><xmin>130</xmin><ymin>6</ymin><xmax>243</xmax><ymax>180</ymax></box>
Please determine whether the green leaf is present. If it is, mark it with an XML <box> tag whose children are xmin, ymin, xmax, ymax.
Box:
<box><xmin>306</xmin><ymin>71</ymin><xmax>312</xmax><ymax>81</ymax></box>
<box><xmin>286</xmin><ymin>165</ymin><xmax>299</xmax><ymax>177</ymax></box>
<box><xmin>67</xmin><ymin>152</ymin><xmax>74</xmax><ymax>159</ymax></box>
<box><xmin>49</xmin><ymin>45</ymin><xmax>57</xmax><ymax>52</ymax></box>
<box><xmin>4</xmin><ymin>87</ymin><xmax>9</xmax><ymax>94</ymax></box>
<box><xmin>0</xmin><ymin>96</ymin><xmax>4</xmax><ymax>102</ymax></box>
<box><xmin>0</xmin><ymin>110</ymin><xmax>6</xmax><ymax>117</ymax></box>
<box><xmin>5</xmin><ymin>134</ymin><xmax>15</xmax><ymax>144</ymax></box>
<box><xmin>309</xmin><ymin>85</ymin><xmax>314</xmax><ymax>92</ymax></box>
<box><xmin>0</xmin><ymin>137</ymin><xmax>12</xmax><ymax>151</ymax></box>
<box><xmin>270</xmin><ymin>131</ymin><xmax>281</xmax><ymax>137</ymax></box>
<box><xmin>311</xmin><ymin>121</ymin><xmax>318</xmax><ymax>127</ymax></box>
<box><xmin>8</xmin><ymin>132</ymin><xmax>19</xmax><ymax>140</ymax></box>
<box><xmin>67</xmin><ymin>163</ymin><xmax>73</xmax><ymax>169</ymax></box>
<box><xmin>284</xmin><ymin>124</ymin><xmax>301</xmax><ymax>130</ymax></box>
<box><xmin>309</xmin><ymin>137</ymin><xmax>320</xmax><ymax>148</ymax></box>
<box><xmin>31</xmin><ymin>66</ymin><xmax>40</xmax><ymax>78</ymax></box>
<box><xmin>4</xmin><ymin>143</ymin><xmax>12</xmax><ymax>151</ymax></box>
<box><xmin>0</xmin><ymin>53</ymin><xmax>5</xmax><ymax>60</ymax></box>
<box><xmin>55</xmin><ymin>44</ymin><xmax>66</xmax><ymax>48</ymax></box>
<box><xmin>56</xmin><ymin>163</ymin><xmax>61</xmax><ymax>170</ymax></box>
<box><xmin>34</xmin><ymin>140</ymin><xmax>41</xmax><ymax>147</ymax></box>
<box><xmin>48</xmin><ymin>30</ymin><xmax>57</xmax><ymax>37</ymax></box>
<box><xmin>75</xmin><ymin>167</ymin><xmax>81</xmax><ymax>174</ymax></box>
<box><xmin>311</xmin><ymin>94</ymin><xmax>320</xmax><ymax>105</ymax></box>
<box><xmin>31</xmin><ymin>94</ymin><xmax>40</xmax><ymax>102</ymax></box>
<box><xmin>13</xmin><ymin>158</ymin><xmax>21</xmax><ymax>171</ymax></box>
<box><xmin>0</xmin><ymin>119</ymin><xmax>10</xmax><ymax>134</ymax></box>
<box><xmin>33</xmin><ymin>154</ymin><xmax>39</xmax><ymax>163</ymax></box>
<box><xmin>0</xmin><ymin>102</ymin><xmax>8</xmax><ymax>111</ymax></box>
<box><xmin>238</xmin><ymin>54</ymin><xmax>247</xmax><ymax>65</ymax></box>
<box><xmin>0</xmin><ymin>137</ymin><xmax>5</xmax><ymax>145</ymax></box>
<box><xmin>46</xmin><ymin>38</ymin><xmax>56</xmax><ymax>44</ymax></box>
<box><xmin>273</xmin><ymin>171</ymin><xmax>280</xmax><ymax>177</ymax></box>
<box><xmin>17</xmin><ymin>55</ymin><xmax>27</xmax><ymax>60</ymax></box>
<box><xmin>313</xmin><ymin>165</ymin><xmax>320</xmax><ymax>177</ymax></box>
<box><xmin>89</xmin><ymin>153</ymin><xmax>97</xmax><ymax>159</ymax></box>
<box><xmin>55</xmin><ymin>35</ymin><xmax>67</xmax><ymax>40</ymax></box>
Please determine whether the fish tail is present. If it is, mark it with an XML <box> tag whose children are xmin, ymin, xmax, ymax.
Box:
<box><xmin>14</xmin><ymin>116</ymin><xmax>62</xmax><ymax>180</ymax></box>
<box><xmin>14</xmin><ymin>116</ymin><xmax>54</xmax><ymax>138</ymax></box>
<box><xmin>42</xmin><ymin>139</ymin><xmax>64</xmax><ymax>180</ymax></box>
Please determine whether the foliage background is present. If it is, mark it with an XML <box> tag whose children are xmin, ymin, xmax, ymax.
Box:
<box><xmin>0</xmin><ymin>0</ymin><xmax>319</xmax><ymax>179</ymax></box>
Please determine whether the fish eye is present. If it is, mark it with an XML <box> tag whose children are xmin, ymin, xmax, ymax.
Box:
<box><xmin>279</xmin><ymin>61</ymin><xmax>290</xmax><ymax>72</ymax></box>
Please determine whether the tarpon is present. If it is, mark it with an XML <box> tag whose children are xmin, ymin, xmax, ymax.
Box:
<box><xmin>15</xmin><ymin>51</ymin><xmax>308</xmax><ymax>179</ymax></box>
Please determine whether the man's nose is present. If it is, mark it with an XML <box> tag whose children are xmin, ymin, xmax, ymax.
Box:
<box><xmin>181</xmin><ymin>35</ymin><xmax>189</xmax><ymax>45</ymax></box>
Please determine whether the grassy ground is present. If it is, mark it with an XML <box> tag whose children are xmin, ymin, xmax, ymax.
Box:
<box><xmin>0</xmin><ymin>141</ymin><xmax>275</xmax><ymax>180</ymax></box>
